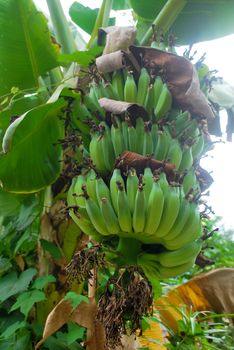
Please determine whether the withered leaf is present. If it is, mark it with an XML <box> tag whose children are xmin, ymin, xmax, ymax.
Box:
<box><xmin>98</xmin><ymin>97</ymin><xmax>148</xmax><ymax>121</ymax></box>
<box><xmin>129</xmin><ymin>46</ymin><xmax>214</xmax><ymax>120</ymax></box>
<box><xmin>98</xmin><ymin>26</ymin><xmax>136</xmax><ymax>55</ymax></box>
<box><xmin>35</xmin><ymin>297</ymin><xmax>99</xmax><ymax>349</ymax></box>
<box><xmin>116</xmin><ymin>151</ymin><xmax>175</xmax><ymax>181</ymax></box>
<box><xmin>95</xmin><ymin>49</ymin><xmax>140</xmax><ymax>74</ymax></box>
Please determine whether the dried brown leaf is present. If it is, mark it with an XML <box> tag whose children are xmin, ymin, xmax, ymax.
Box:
<box><xmin>98</xmin><ymin>97</ymin><xmax>148</xmax><ymax>121</ymax></box>
<box><xmin>99</xmin><ymin>26</ymin><xmax>136</xmax><ymax>55</ymax></box>
<box><xmin>129</xmin><ymin>46</ymin><xmax>214</xmax><ymax>120</ymax></box>
<box><xmin>35</xmin><ymin>297</ymin><xmax>98</xmax><ymax>349</ymax></box>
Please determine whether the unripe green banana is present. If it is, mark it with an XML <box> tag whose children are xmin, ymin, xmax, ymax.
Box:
<box><xmin>166</xmin><ymin>138</ymin><xmax>182</xmax><ymax>169</ymax></box>
<box><xmin>86</xmin><ymin>169</ymin><xmax>98</xmax><ymax>203</ymax></box>
<box><xmin>124</xmin><ymin>72</ymin><xmax>137</xmax><ymax>103</ymax></box>
<box><xmin>157</xmin><ymin>260</ymin><xmax>195</xmax><ymax>278</ymax></box>
<box><xmin>154</xmin><ymin>130</ymin><xmax>170</xmax><ymax>160</ymax></box>
<box><xmin>69</xmin><ymin>208</ymin><xmax>101</xmax><ymax>239</ymax></box>
<box><xmin>73</xmin><ymin>175</ymin><xmax>87</xmax><ymax>208</ymax></box>
<box><xmin>135</xmin><ymin>117</ymin><xmax>145</xmax><ymax>153</ymax></box>
<box><xmin>182</xmin><ymin>169</ymin><xmax>199</xmax><ymax>196</ymax></box>
<box><xmin>179</xmin><ymin>146</ymin><xmax>193</xmax><ymax>171</ymax></box>
<box><xmin>111</xmin><ymin>70</ymin><xmax>125</xmax><ymax>101</ymax></box>
<box><xmin>121</xmin><ymin>119</ymin><xmax>129</xmax><ymax>149</ymax></box>
<box><xmin>173</xmin><ymin>110</ymin><xmax>191</xmax><ymax>137</ymax></box>
<box><xmin>155</xmin><ymin>186</ymin><xmax>180</xmax><ymax>238</ymax></box>
<box><xmin>104</xmin><ymin>81</ymin><xmax>119</xmax><ymax>100</ymax></box>
<box><xmin>126</xmin><ymin>168</ymin><xmax>139</xmax><ymax>214</ymax></box>
<box><xmin>126</xmin><ymin>117</ymin><xmax>137</xmax><ymax>152</ymax></box>
<box><xmin>95</xmin><ymin>176</ymin><xmax>111</xmax><ymax>207</ymax></box>
<box><xmin>100</xmin><ymin>197</ymin><xmax>120</xmax><ymax>234</ymax></box>
<box><xmin>117</xmin><ymin>182</ymin><xmax>132</xmax><ymax>233</ymax></box>
<box><xmin>156</xmin><ymin>240</ymin><xmax>202</xmax><ymax>268</ymax></box>
<box><xmin>84</xmin><ymin>93</ymin><xmax>105</xmax><ymax>119</ymax></box>
<box><xmin>143</xmin><ymin>167</ymin><xmax>154</xmax><ymax>202</ymax></box>
<box><xmin>191</xmin><ymin>132</ymin><xmax>205</xmax><ymax>159</ymax></box>
<box><xmin>151</xmin><ymin>123</ymin><xmax>159</xmax><ymax>150</ymax></box>
<box><xmin>144</xmin><ymin>84</ymin><xmax>155</xmax><ymax>115</ymax></box>
<box><xmin>153</xmin><ymin>76</ymin><xmax>163</xmax><ymax>105</ymax></box>
<box><xmin>143</xmin><ymin>122</ymin><xmax>153</xmax><ymax>156</ymax></box>
<box><xmin>158</xmin><ymin>172</ymin><xmax>169</xmax><ymax>193</ymax></box>
<box><xmin>144</xmin><ymin>180</ymin><xmax>164</xmax><ymax>236</ymax></box>
<box><xmin>137</xmin><ymin>67</ymin><xmax>150</xmax><ymax>105</ymax></box>
<box><xmin>110</xmin><ymin>169</ymin><xmax>124</xmax><ymax>214</ymax></box>
<box><xmin>100</xmin><ymin>126</ymin><xmax>115</xmax><ymax>171</ymax></box>
<box><xmin>163</xmin><ymin>203</ymin><xmax>202</xmax><ymax>250</ymax></box>
<box><xmin>163</xmin><ymin>196</ymin><xmax>191</xmax><ymax>241</ymax></box>
<box><xmin>89</xmin><ymin>129</ymin><xmax>106</xmax><ymax>174</ymax></box>
<box><xmin>133</xmin><ymin>182</ymin><xmax>146</xmax><ymax>233</ymax></box>
<box><xmin>154</xmin><ymin>83</ymin><xmax>172</xmax><ymax>121</ymax></box>
<box><xmin>111</xmin><ymin>116</ymin><xmax>125</xmax><ymax>157</ymax></box>
<box><xmin>84</xmin><ymin>191</ymin><xmax>109</xmax><ymax>236</ymax></box>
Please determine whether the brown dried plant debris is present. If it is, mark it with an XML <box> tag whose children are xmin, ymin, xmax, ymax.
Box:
<box><xmin>65</xmin><ymin>244</ymin><xmax>105</xmax><ymax>284</ymax></box>
<box><xmin>115</xmin><ymin>151</ymin><xmax>176</xmax><ymax>182</ymax></box>
<box><xmin>97</xmin><ymin>267</ymin><xmax>154</xmax><ymax>349</ymax></box>
<box><xmin>129</xmin><ymin>46</ymin><xmax>214</xmax><ymax>120</ymax></box>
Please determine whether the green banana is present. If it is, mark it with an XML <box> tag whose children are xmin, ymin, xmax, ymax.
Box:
<box><xmin>100</xmin><ymin>197</ymin><xmax>120</xmax><ymax>234</ymax></box>
<box><xmin>164</xmin><ymin>203</ymin><xmax>202</xmax><ymax>250</ymax></box>
<box><xmin>89</xmin><ymin>129</ymin><xmax>106</xmax><ymax>174</ymax></box>
<box><xmin>143</xmin><ymin>167</ymin><xmax>154</xmax><ymax>201</ymax></box>
<box><xmin>121</xmin><ymin>119</ymin><xmax>129</xmax><ymax>149</ymax></box>
<box><xmin>111</xmin><ymin>70</ymin><xmax>125</xmax><ymax>101</ymax></box>
<box><xmin>86</xmin><ymin>169</ymin><xmax>98</xmax><ymax>202</ymax></box>
<box><xmin>124</xmin><ymin>72</ymin><xmax>137</xmax><ymax>103</ymax></box>
<box><xmin>191</xmin><ymin>132</ymin><xmax>205</xmax><ymax>159</ymax></box>
<box><xmin>110</xmin><ymin>169</ymin><xmax>124</xmax><ymax>214</ymax></box>
<box><xmin>69</xmin><ymin>208</ymin><xmax>101</xmax><ymax>239</ymax></box>
<box><xmin>166</xmin><ymin>138</ymin><xmax>182</xmax><ymax>169</ymax></box>
<box><xmin>155</xmin><ymin>185</ymin><xmax>180</xmax><ymax>238</ymax></box>
<box><xmin>182</xmin><ymin>169</ymin><xmax>199</xmax><ymax>196</ymax></box>
<box><xmin>143</xmin><ymin>122</ymin><xmax>153</xmax><ymax>156</ymax></box>
<box><xmin>117</xmin><ymin>182</ymin><xmax>132</xmax><ymax>233</ymax></box>
<box><xmin>154</xmin><ymin>130</ymin><xmax>170</xmax><ymax>160</ymax></box>
<box><xmin>95</xmin><ymin>176</ymin><xmax>111</xmax><ymax>207</ymax></box>
<box><xmin>137</xmin><ymin>67</ymin><xmax>150</xmax><ymax>105</ymax></box>
<box><xmin>132</xmin><ymin>182</ymin><xmax>146</xmax><ymax>233</ymax></box>
<box><xmin>179</xmin><ymin>146</ymin><xmax>194</xmax><ymax>171</ymax></box>
<box><xmin>84</xmin><ymin>191</ymin><xmax>109</xmax><ymax>236</ymax></box>
<box><xmin>144</xmin><ymin>180</ymin><xmax>164</xmax><ymax>236</ymax></box>
<box><xmin>126</xmin><ymin>168</ymin><xmax>139</xmax><ymax>214</ymax></box>
<box><xmin>135</xmin><ymin>117</ymin><xmax>145</xmax><ymax>153</ymax></box>
<box><xmin>126</xmin><ymin>117</ymin><xmax>137</xmax><ymax>152</ymax></box>
<box><xmin>163</xmin><ymin>195</ymin><xmax>191</xmax><ymax>241</ymax></box>
<box><xmin>158</xmin><ymin>171</ymin><xmax>169</xmax><ymax>193</ymax></box>
<box><xmin>157</xmin><ymin>260</ymin><xmax>195</xmax><ymax>278</ymax></box>
<box><xmin>151</xmin><ymin>123</ymin><xmax>159</xmax><ymax>150</ymax></box>
<box><xmin>144</xmin><ymin>84</ymin><xmax>155</xmax><ymax>115</ymax></box>
<box><xmin>153</xmin><ymin>76</ymin><xmax>163</xmax><ymax>105</ymax></box>
<box><xmin>73</xmin><ymin>175</ymin><xmax>87</xmax><ymax>208</ymax></box>
<box><xmin>100</xmin><ymin>125</ymin><xmax>115</xmax><ymax>171</ymax></box>
<box><xmin>111</xmin><ymin>116</ymin><xmax>125</xmax><ymax>157</ymax></box>
<box><xmin>154</xmin><ymin>83</ymin><xmax>172</xmax><ymax>120</ymax></box>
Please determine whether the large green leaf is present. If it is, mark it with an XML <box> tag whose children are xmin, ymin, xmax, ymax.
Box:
<box><xmin>0</xmin><ymin>0</ymin><xmax>59</xmax><ymax>97</ymax></box>
<box><xmin>130</xmin><ymin>0</ymin><xmax>234</xmax><ymax>44</ymax></box>
<box><xmin>0</xmin><ymin>99</ymin><xmax>66</xmax><ymax>193</ymax></box>
<box><xmin>69</xmin><ymin>2</ymin><xmax>115</xmax><ymax>34</ymax></box>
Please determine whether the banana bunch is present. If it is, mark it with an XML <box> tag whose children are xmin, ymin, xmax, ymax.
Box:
<box><xmin>90</xmin><ymin>68</ymin><xmax>173</xmax><ymax>121</ymax></box>
<box><xmin>137</xmin><ymin>240</ymin><xmax>202</xmax><ymax>279</ymax></box>
<box><xmin>67</xmin><ymin>168</ymin><xmax>202</xmax><ymax>249</ymax></box>
<box><xmin>89</xmin><ymin>116</ymin><xmax>201</xmax><ymax>174</ymax></box>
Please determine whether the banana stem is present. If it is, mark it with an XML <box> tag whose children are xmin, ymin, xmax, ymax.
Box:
<box><xmin>86</xmin><ymin>0</ymin><xmax>113</xmax><ymax>49</ymax></box>
<box><xmin>140</xmin><ymin>0</ymin><xmax>187</xmax><ymax>46</ymax></box>
<box><xmin>117</xmin><ymin>237</ymin><xmax>142</xmax><ymax>265</ymax></box>
<box><xmin>46</xmin><ymin>0</ymin><xmax>77</xmax><ymax>53</ymax></box>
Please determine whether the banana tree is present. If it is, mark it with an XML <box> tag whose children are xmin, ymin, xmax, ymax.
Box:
<box><xmin>0</xmin><ymin>0</ymin><xmax>233</xmax><ymax>349</ymax></box>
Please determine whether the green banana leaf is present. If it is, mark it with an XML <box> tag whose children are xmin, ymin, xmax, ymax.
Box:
<box><xmin>69</xmin><ymin>2</ymin><xmax>115</xmax><ymax>35</ymax></box>
<box><xmin>130</xmin><ymin>0</ymin><xmax>234</xmax><ymax>44</ymax></box>
<box><xmin>0</xmin><ymin>99</ymin><xmax>66</xmax><ymax>193</ymax></box>
<box><xmin>0</xmin><ymin>0</ymin><xmax>59</xmax><ymax>98</ymax></box>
